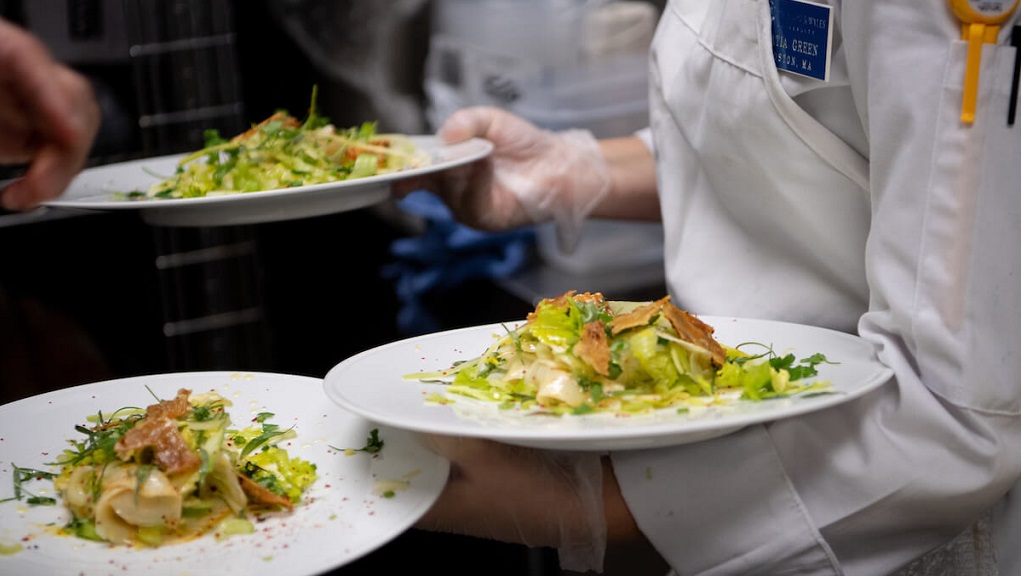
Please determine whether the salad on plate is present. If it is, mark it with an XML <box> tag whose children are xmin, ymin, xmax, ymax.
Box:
<box><xmin>128</xmin><ymin>86</ymin><xmax>431</xmax><ymax>201</ymax></box>
<box><xmin>408</xmin><ymin>291</ymin><xmax>834</xmax><ymax>417</ymax></box>
<box><xmin>6</xmin><ymin>388</ymin><xmax>316</xmax><ymax>547</ymax></box>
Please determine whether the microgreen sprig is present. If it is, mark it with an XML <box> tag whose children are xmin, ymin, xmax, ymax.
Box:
<box><xmin>2</xmin><ymin>464</ymin><xmax>57</xmax><ymax>506</ymax></box>
<box><xmin>238</xmin><ymin>412</ymin><xmax>295</xmax><ymax>459</ymax></box>
<box><xmin>330</xmin><ymin>428</ymin><xmax>384</xmax><ymax>454</ymax></box>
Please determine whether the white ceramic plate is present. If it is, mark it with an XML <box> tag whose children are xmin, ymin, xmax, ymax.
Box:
<box><xmin>0</xmin><ymin>372</ymin><xmax>449</xmax><ymax>576</ymax></box>
<box><xmin>43</xmin><ymin>137</ymin><xmax>492</xmax><ymax>227</ymax></box>
<box><xmin>325</xmin><ymin>317</ymin><xmax>894</xmax><ymax>451</ymax></box>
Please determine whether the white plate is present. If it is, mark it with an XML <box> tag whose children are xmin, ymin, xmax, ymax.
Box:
<box><xmin>43</xmin><ymin>137</ymin><xmax>492</xmax><ymax>227</ymax></box>
<box><xmin>324</xmin><ymin>317</ymin><xmax>894</xmax><ymax>451</ymax></box>
<box><xmin>0</xmin><ymin>372</ymin><xmax>449</xmax><ymax>576</ymax></box>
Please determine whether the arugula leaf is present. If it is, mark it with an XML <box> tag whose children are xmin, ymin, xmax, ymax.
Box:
<box><xmin>239</xmin><ymin>420</ymin><xmax>290</xmax><ymax>459</ymax></box>
<box><xmin>572</xmin><ymin>403</ymin><xmax>596</xmax><ymax>415</ymax></box>
<box><xmin>359</xmin><ymin>428</ymin><xmax>385</xmax><ymax>453</ymax></box>
<box><xmin>2</xmin><ymin>464</ymin><xmax>57</xmax><ymax>506</ymax></box>
<box><xmin>772</xmin><ymin>352</ymin><xmax>831</xmax><ymax>381</ymax></box>
<box><xmin>330</xmin><ymin>428</ymin><xmax>385</xmax><ymax>454</ymax></box>
<box><xmin>56</xmin><ymin>414</ymin><xmax>142</xmax><ymax>468</ymax></box>
<box><xmin>203</xmin><ymin>128</ymin><xmax>227</xmax><ymax>148</ymax></box>
<box><xmin>578</xmin><ymin>377</ymin><xmax>604</xmax><ymax>402</ymax></box>
<box><xmin>64</xmin><ymin>517</ymin><xmax>103</xmax><ymax>541</ymax></box>
<box><xmin>190</xmin><ymin>402</ymin><xmax>224</xmax><ymax>422</ymax></box>
<box><xmin>578</xmin><ymin>300</ymin><xmax>612</xmax><ymax>325</ymax></box>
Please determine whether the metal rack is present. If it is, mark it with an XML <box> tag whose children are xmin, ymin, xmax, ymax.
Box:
<box><xmin>123</xmin><ymin>0</ymin><xmax>246</xmax><ymax>154</ymax></box>
<box><xmin>121</xmin><ymin>0</ymin><xmax>270</xmax><ymax>372</ymax></box>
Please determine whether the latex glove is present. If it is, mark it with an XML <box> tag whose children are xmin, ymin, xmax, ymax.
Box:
<box><xmin>0</xmin><ymin>17</ymin><xmax>101</xmax><ymax>211</ymax></box>
<box><xmin>393</xmin><ymin>106</ymin><xmax>612</xmax><ymax>253</ymax></box>
<box><xmin>416</xmin><ymin>435</ymin><xmax>608</xmax><ymax>573</ymax></box>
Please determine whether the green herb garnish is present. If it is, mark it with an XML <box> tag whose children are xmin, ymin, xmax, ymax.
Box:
<box><xmin>239</xmin><ymin>413</ymin><xmax>294</xmax><ymax>459</ymax></box>
<box><xmin>330</xmin><ymin>428</ymin><xmax>384</xmax><ymax>454</ymax></box>
<box><xmin>2</xmin><ymin>464</ymin><xmax>57</xmax><ymax>506</ymax></box>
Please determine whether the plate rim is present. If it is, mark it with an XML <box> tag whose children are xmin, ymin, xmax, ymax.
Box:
<box><xmin>43</xmin><ymin>136</ymin><xmax>493</xmax><ymax>211</ymax></box>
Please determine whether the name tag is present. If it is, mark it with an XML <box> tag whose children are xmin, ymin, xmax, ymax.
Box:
<box><xmin>769</xmin><ymin>0</ymin><xmax>834</xmax><ymax>81</ymax></box>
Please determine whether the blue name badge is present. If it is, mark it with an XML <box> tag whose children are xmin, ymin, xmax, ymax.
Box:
<box><xmin>769</xmin><ymin>0</ymin><xmax>833</xmax><ymax>81</ymax></box>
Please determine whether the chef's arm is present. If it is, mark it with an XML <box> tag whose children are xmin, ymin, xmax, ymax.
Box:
<box><xmin>392</xmin><ymin>107</ymin><xmax>660</xmax><ymax>251</ymax></box>
<box><xmin>591</xmin><ymin>135</ymin><xmax>660</xmax><ymax>221</ymax></box>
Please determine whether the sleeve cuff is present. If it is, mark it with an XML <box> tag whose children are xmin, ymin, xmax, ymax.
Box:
<box><xmin>634</xmin><ymin>126</ymin><xmax>655</xmax><ymax>152</ymax></box>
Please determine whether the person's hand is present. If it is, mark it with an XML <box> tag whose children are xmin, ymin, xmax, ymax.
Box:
<box><xmin>415</xmin><ymin>434</ymin><xmax>632</xmax><ymax>572</ymax></box>
<box><xmin>0</xmin><ymin>17</ymin><xmax>101</xmax><ymax>211</ymax></box>
<box><xmin>393</xmin><ymin>107</ymin><xmax>612</xmax><ymax>252</ymax></box>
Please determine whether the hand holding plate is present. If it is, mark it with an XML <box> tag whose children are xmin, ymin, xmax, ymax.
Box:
<box><xmin>415</xmin><ymin>433</ymin><xmax>611</xmax><ymax>572</ymax></box>
<box><xmin>392</xmin><ymin>106</ymin><xmax>611</xmax><ymax>252</ymax></box>
<box><xmin>0</xmin><ymin>17</ymin><xmax>100</xmax><ymax>211</ymax></box>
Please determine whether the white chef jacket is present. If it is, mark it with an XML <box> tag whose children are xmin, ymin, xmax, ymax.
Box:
<box><xmin>610</xmin><ymin>1</ymin><xmax>1021</xmax><ymax>574</ymax></box>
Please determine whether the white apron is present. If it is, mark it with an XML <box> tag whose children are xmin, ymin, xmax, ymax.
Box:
<box><xmin>612</xmin><ymin>0</ymin><xmax>1021</xmax><ymax>574</ymax></box>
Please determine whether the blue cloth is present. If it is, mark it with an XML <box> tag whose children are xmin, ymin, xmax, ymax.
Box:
<box><xmin>383</xmin><ymin>190</ymin><xmax>535</xmax><ymax>335</ymax></box>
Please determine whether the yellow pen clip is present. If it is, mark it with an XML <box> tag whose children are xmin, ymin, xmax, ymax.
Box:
<box><xmin>950</xmin><ymin>0</ymin><xmax>1020</xmax><ymax>123</ymax></box>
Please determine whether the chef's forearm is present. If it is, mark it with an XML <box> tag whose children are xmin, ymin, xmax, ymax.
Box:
<box><xmin>592</xmin><ymin>136</ymin><xmax>660</xmax><ymax>221</ymax></box>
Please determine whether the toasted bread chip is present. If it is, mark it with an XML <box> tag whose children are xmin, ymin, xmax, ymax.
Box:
<box><xmin>115</xmin><ymin>416</ymin><xmax>202</xmax><ymax>476</ymax></box>
<box><xmin>574</xmin><ymin>321</ymin><xmax>611</xmax><ymax>376</ymax></box>
<box><xmin>609</xmin><ymin>296</ymin><xmax>671</xmax><ymax>335</ymax></box>
<box><xmin>236</xmin><ymin>472</ymin><xmax>294</xmax><ymax>510</ymax></box>
<box><xmin>146</xmin><ymin>388</ymin><xmax>192</xmax><ymax>421</ymax></box>
<box><xmin>661</xmin><ymin>301</ymin><xmax>727</xmax><ymax>365</ymax></box>
<box><xmin>231</xmin><ymin>111</ymin><xmax>299</xmax><ymax>144</ymax></box>
<box><xmin>527</xmin><ymin>291</ymin><xmax>606</xmax><ymax>321</ymax></box>
<box><xmin>113</xmin><ymin>388</ymin><xmax>202</xmax><ymax>476</ymax></box>
<box><xmin>572</xmin><ymin>291</ymin><xmax>606</xmax><ymax>306</ymax></box>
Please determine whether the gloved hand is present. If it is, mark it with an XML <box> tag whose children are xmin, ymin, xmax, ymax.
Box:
<box><xmin>415</xmin><ymin>434</ymin><xmax>609</xmax><ymax>573</ymax></box>
<box><xmin>392</xmin><ymin>106</ymin><xmax>612</xmax><ymax>253</ymax></box>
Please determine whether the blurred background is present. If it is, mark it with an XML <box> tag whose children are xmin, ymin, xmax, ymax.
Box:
<box><xmin>0</xmin><ymin>1</ymin><xmax>667</xmax><ymax>574</ymax></box>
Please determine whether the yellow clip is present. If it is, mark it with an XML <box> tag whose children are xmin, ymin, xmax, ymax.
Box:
<box><xmin>961</xmin><ymin>23</ymin><xmax>997</xmax><ymax>122</ymax></box>
<box><xmin>950</xmin><ymin>0</ymin><xmax>1020</xmax><ymax>123</ymax></box>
